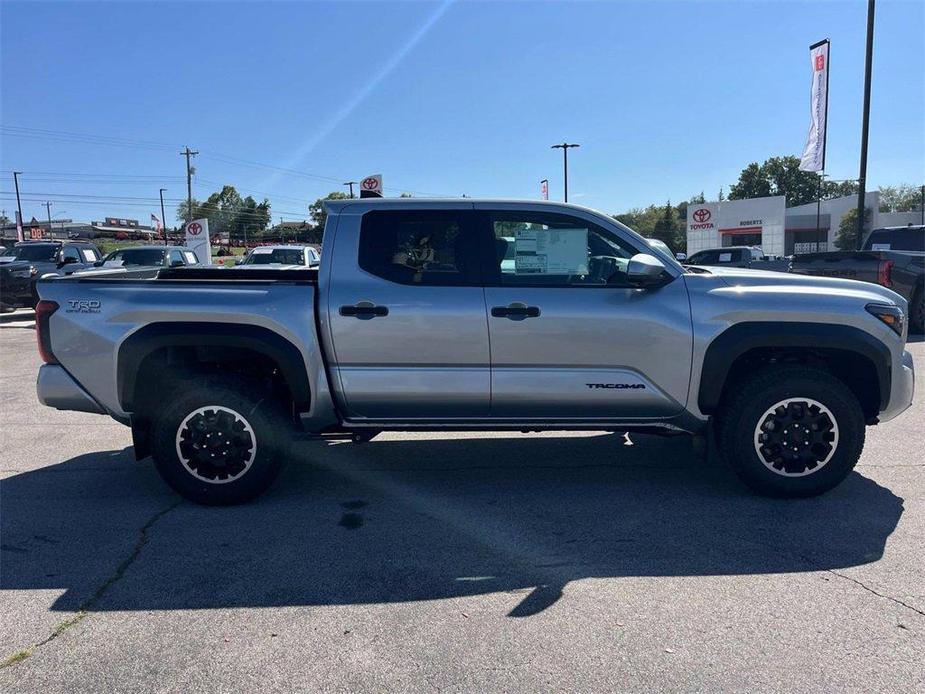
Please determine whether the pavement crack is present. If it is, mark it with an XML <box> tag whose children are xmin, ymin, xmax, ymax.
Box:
<box><xmin>826</xmin><ymin>569</ymin><xmax>925</xmax><ymax>618</ymax></box>
<box><xmin>0</xmin><ymin>499</ymin><xmax>182</xmax><ymax>669</ymax></box>
<box><xmin>735</xmin><ymin>534</ymin><xmax>925</xmax><ymax>620</ymax></box>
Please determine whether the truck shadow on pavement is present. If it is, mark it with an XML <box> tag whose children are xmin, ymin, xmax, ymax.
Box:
<box><xmin>0</xmin><ymin>433</ymin><xmax>904</xmax><ymax>618</ymax></box>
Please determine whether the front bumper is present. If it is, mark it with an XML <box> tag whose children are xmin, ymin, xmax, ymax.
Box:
<box><xmin>879</xmin><ymin>349</ymin><xmax>915</xmax><ymax>423</ymax></box>
<box><xmin>36</xmin><ymin>364</ymin><xmax>106</xmax><ymax>415</ymax></box>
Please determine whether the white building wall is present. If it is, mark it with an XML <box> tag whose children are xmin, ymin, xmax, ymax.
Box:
<box><xmin>686</xmin><ymin>196</ymin><xmax>786</xmax><ymax>256</ymax></box>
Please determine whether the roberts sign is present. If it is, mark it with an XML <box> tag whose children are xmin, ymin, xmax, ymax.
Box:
<box><xmin>686</xmin><ymin>196</ymin><xmax>786</xmax><ymax>257</ymax></box>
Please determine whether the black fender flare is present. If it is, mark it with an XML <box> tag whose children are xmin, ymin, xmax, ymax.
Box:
<box><xmin>117</xmin><ymin>322</ymin><xmax>311</xmax><ymax>411</ymax></box>
<box><xmin>698</xmin><ymin>322</ymin><xmax>891</xmax><ymax>414</ymax></box>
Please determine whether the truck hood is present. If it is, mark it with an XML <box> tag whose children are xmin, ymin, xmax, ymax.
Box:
<box><xmin>701</xmin><ymin>266</ymin><xmax>905</xmax><ymax>307</ymax></box>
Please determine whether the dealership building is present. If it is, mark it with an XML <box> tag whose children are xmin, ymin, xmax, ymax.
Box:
<box><xmin>686</xmin><ymin>192</ymin><xmax>922</xmax><ymax>257</ymax></box>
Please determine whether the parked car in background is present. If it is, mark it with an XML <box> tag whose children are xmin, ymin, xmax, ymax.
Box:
<box><xmin>790</xmin><ymin>226</ymin><xmax>924</xmax><ymax>333</ymax></box>
<box><xmin>686</xmin><ymin>246</ymin><xmax>791</xmax><ymax>272</ymax></box>
<box><xmin>77</xmin><ymin>245</ymin><xmax>200</xmax><ymax>277</ymax></box>
<box><xmin>0</xmin><ymin>240</ymin><xmax>102</xmax><ymax>310</ymax></box>
<box><xmin>34</xmin><ymin>199</ymin><xmax>914</xmax><ymax>505</ymax></box>
<box><xmin>239</xmin><ymin>244</ymin><xmax>320</xmax><ymax>268</ymax></box>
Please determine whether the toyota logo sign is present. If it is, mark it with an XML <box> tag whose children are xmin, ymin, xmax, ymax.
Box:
<box><xmin>187</xmin><ymin>222</ymin><xmax>202</xmax><ymax>235</ymax></box>
<box><xmin>692</xmin><ymin>208</ymin><xmax>711</xmax><ymax>223</ymax></box>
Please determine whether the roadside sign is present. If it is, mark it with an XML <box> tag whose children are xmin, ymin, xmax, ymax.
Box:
<box><xmin>184</xmin><ymin>218</ymin><xmax>212</xmax><ymax>265</ymax></box>
<box><xmin>359</xmin><ymin>174</ymin><xmax>383</xmax><ymax>198</ymax></box>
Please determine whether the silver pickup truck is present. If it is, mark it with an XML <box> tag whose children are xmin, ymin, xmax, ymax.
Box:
<box><xmin>34</xmin><ymin>199</ymin><xmax>915</xmax><ymax>504</ymax></box>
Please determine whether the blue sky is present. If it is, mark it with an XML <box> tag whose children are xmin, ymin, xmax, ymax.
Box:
<box><xmin>1</xmin><ymin>0</ymin><xmax>923</xmax><ymax>225</ymax></box>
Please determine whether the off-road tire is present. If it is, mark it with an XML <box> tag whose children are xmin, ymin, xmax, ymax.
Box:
<box><xmin>716</xmin><ymin>366</ymin><xmax>865</xmax><ymax>498</ymax></box>
<box><xmin>150</xmin><ymin>376</ymin><xmax>290</xmax><ymax>505</ymax></box>
<box><xmin>910</xmin><ymin>285</ymin><xmax>924</xmax><ymax>335</ymax></box>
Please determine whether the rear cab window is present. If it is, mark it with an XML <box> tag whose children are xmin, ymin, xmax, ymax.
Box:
<box><xmin>864</xmin><ymin>228</ymin><xmax>925</xmax><ymax>252</ymax></box>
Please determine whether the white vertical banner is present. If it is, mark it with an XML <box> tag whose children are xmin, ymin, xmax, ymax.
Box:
<box><xmin>15</xmin><ymin>211</ymin><xmax>24</xmax><ymax>242</ymax></box>
<box><xmin>541</xmin><ymin>179</ymin><xmax>549</xmax><ymax>200</ymax></box>
<box><xmin>185</xmin><ymin>218</ymin><xmax>212</xmax><ymax>265</ymax></box>
<box><xmin>799</xmin><ymin>39</ymin><xmax>830</xmax><ymax>172</ymax></box>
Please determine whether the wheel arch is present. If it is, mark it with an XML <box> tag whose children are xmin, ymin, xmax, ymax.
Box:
<box><xmin>698</xmin><ymin>322</ymin><xmax>891</xmax><ymax>419</ymax></box>
<box><xmin>118</xmin><ymin>322</ymin><xmax>312</xmax><ymax>414</ymax></box>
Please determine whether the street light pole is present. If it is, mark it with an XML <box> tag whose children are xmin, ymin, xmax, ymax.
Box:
<box><xmin>550</xmin><ymin>143</ymin><xmax>580</xmax><ymax>202</ymax></box>
<box><xmin>159</xmin><ymin>188</ymin><xmax>168</xmax><ymax>246</ymax></box>
<box><xmin>12</xmin><ymin>171</ymin><xmax>24</xmax><ymax>242</ymax></box>
<box><xmin>343</xmin><ymin>181</ymin><xmax>358</xmax><ymax>199</ymax></box>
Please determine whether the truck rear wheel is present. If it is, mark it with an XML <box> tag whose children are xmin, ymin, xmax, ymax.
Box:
<box><xmin>150</xmin><ymin>377</ymin><xmax>290</xmax><ymax>505</ymax></box>
<box><xmin>716</xmin><ymin>366</ymin><xmax>865</xmax><ymax>498</ymax></box>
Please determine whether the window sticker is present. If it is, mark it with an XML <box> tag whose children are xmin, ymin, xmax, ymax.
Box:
<box><xmin>871</xmin><ymin>243</ymin><xmax>891</xmax><ymax>251</ymax></box>
<box><xmin>80</xmin><ymin>249</ymin><xmax>96</xmax><ymax>262</ymax></box>
<box><xmin>251</xmin><ymin>247</ymin><xmax>274</xmax><ymax>254</ymax></box>
<box><xmin>514</xmin><ymin>228</ymin><xmax>588</xmax><ymax>274</ymax></box>
<box><xmin>719</xmin><ymin>252</ymin><xmax>733</xmax><ymax>262</ymax></box>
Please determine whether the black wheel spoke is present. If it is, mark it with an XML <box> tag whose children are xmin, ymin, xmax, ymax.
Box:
<box><xmin>176</xmin><ymin>406</ymin><xmax>256</xmax><ymax>484</ymax></box>
<box><xmin>754</xmin><ymin>398</ymin><xmax>839</xmax><ymax>477</ymax></box>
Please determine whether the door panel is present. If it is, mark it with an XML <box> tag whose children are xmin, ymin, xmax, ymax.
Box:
<box><xmin>478</xmin><ymin>206</ymin><xmax>693</xmax><ymax>419</ymax></box>
<box><xmin>486</xmin><ymin>282</ymin><xmax>692</xmax><ymax>417</ymax></box>
<box><xmin>327</xmin><ymin>208</ymin><xmax>490</xmax><ymax>419</ymax></box>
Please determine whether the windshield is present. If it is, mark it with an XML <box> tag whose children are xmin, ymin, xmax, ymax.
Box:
<box><xmin>11</xmin><ymin>245</ymin><xmax>58</xmax><ymax>262</ymax></box>
<box><xmin>104</xmin><ymin>248</ymin><xmax>166</xmax><ymax>266</ymax></box>
<box><xmin>242</xmin><ymin>248</ymin><xmax>306</xmax><ymax>265</ymax></box>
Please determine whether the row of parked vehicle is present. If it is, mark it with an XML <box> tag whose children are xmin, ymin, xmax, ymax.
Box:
<box><xmin>0</xmin><ymin>241</ymin><xmax>321</xmax><ymax>310</ymax></box>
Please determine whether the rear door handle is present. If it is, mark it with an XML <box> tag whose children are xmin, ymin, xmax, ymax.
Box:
<box><xmin>340</xmin><ymin>302</ymin><xmax>389</xmax><ymax>319</ymax></box>
<box><xmin>491</xmin><ymin>303</ymin><xmax>540</xmax><ymax>320</ymax></box>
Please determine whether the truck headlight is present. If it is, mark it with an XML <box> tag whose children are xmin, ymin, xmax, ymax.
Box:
<box><xmin>866</xmin><ymin>304</ymin><xmax>904</xmax><ymax>335</ymax></box>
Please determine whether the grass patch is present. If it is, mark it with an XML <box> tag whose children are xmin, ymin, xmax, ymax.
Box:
<box><xmin>1</xmin><ymin>648</ymin><xmax>34</xmax><ymax>668</ymax></box>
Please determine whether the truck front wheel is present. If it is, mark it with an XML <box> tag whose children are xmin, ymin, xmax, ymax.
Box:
<box><xmin>717</xmin><ymin>366</ymin><xmax>865</xmax><ymax>498</ymax></box>
<box><xmin>150</xmin><ymin>377</ymin><xmax>290</xmax><ymax>505</ymax></box>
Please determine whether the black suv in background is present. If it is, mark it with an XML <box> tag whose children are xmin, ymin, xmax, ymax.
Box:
<box><xmin>0</xmin><ymin>240</ymin><xmax>102</xmax><ymax>310</ymax></box>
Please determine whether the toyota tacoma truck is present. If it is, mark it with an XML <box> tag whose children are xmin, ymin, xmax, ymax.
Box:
<box><xmin>33</xmin><ymin>199</ymin><xmax>915</xmax><ymax>504</ymax></box>
<box><xmin>790</xmin><ymin>225</ymin><xmax>924</xmax><ymax>333</ymax></box>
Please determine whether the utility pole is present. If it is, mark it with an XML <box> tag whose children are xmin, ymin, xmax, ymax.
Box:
<box><xmin>855</xmin><ymin>0</ymin><xmax>875</xmax><ymax>250</ymax></box>
<box><xmin>180</xmin><ymin>146</ymin><xmax>198</xmax><ymax>226</ymax></box>
<box><xmin>12</xmin><ymin>171</ymin><xmax>24</xmax><ymax>242</ymax></box>
<box><xmin>44</xmin><ymin>201</ymin><xmax>53</xmax><ymax>236</ymax></box>
<box><xmin>343</xmin><ymin>181</ymin><xmax>358</xmax><ymax>199</ymax></box>
<box><xmin>159</xmin><ymin>188</ymin><xmax>168</xmax><ymax>246</ymax></box>
<box><xmin>550</xmin><ymin>142</ymin><xmax>580</xmax><ymax>202</ymax></box>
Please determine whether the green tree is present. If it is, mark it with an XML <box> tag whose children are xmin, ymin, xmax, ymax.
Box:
<box><xmin>878</xmin><ymin>184</ymin><xmax>923</xmax><ymax>212</ymax></box>
<box><xmin>308</xmin><ymin>191</ymin><xmax>351</xmax><ymax>231</ymax></box>
<box><xmin>651</xmin><ymin>200</ymin><xmax>683</xmax><ymax>251</ymax></box>
<box><xmin>834</xmin><ymin>207</ymin><xmax>872</xmax><ymax>250</ymax></box>
<box><xmin>0</xmin><ymin>211</ymin><xmax>10</xmax><ymax>226</ymax></box>
<box><xmin>729</xmin><ymin>155</ymin><xmax>822</xmax><ymax>207</ymax></box>
<box><xmin>176</xmin><ymin>185</ymin><xmax>270</xmax><ymax>241</ymax></box>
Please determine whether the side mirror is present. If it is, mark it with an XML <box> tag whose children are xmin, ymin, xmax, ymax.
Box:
<box><xmin>93</xmin><ymin>260</ymin><xmax>104</xmax><ymax>267</ymax></box>
<box><xmin>169</xmin><ymin>259</ymin><xmax>184</xmax><ymax>268</ymax></box>
<box><xmin>626</xmin><ymin>253</ymin><xmax>668</xmax><ymax>287</ymax></box>
<box><xmin>59</xmin><ymin>256</ymin><xmax>79</xmax><ymax>266</ymax></box>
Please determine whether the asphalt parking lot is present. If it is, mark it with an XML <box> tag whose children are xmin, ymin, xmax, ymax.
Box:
<box><xmin>1</xmin><ymin>310</ymin><xmax>923</xmax><ymax>693</ymax></box>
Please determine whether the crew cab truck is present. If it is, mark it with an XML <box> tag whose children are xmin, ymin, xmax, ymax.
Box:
<box><xmin>34</xmin><ymin>199</ymin><xmax>915</xmax><ymax>504</ymax></box>
<box><xmin>790</xmin><ymin>225</ymin><xmax>924</xmax><ymax>333</ymax></box>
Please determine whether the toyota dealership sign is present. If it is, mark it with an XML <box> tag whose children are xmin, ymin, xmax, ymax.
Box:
<box><xmin>686</xmin><ymin>197</ymin><xmax>786</xmax><ymax>256</ymax></box>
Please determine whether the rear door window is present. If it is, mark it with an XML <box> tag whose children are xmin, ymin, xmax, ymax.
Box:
<box><xmin>358</xmin><ymin>210</ymin><xmax>478</xmax><ymax>286</ymax></box>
